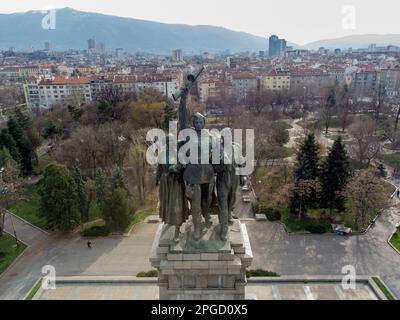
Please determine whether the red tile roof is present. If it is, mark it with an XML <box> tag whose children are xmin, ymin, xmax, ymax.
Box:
<box><xmin>39</xmin><ymin>76</ymin><xmax>91</xmax><ymax>85</ymax></box>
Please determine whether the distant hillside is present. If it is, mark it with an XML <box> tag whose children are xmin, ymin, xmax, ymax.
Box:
<box><xmin>303</xmin><ymin>34</ymin><xmax>400</xmax><ymax>50</ymax></box>
<box><xmin>0</xmin><ymin>7</ymin><xmax>267</xmax><ymax>53</ymax></box>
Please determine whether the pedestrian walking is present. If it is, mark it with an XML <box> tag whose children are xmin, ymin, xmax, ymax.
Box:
<box><xmin>87</xmin><ymin>241</ymin><xmax>92</xmax><ymax>249</ymax></box>
<box><xmin>397</xmin><ymin>189</ymin><xmax>400</xmax><ymax>198</ymax></box>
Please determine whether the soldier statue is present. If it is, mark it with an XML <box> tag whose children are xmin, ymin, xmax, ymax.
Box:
<box><xmin>214</xmin><ymin>131</ymin><xmax>242</xmax><ymax>241</ymax></box>
<box><xmin>156</xmin><ymin>134</ymin><xmax>189</xmax><ymax>242</ymax></box>
<box><xmin>178</xmin><ymin>93</ymin><xmax>215</xmax><ymax>241</ymax></box>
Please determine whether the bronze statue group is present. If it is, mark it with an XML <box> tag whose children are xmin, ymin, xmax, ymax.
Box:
<box><xmin>156</xmin><ymin>91</ymin><xmax>244</xmax><ymax>243</ymax></box>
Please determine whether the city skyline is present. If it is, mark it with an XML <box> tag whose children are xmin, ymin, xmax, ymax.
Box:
<box><xmin>0</xmin><ymin>0</ymin><xmax>400</xmax><ymax>45</ymax></box>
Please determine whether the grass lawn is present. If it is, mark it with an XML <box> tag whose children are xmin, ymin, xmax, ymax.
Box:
<box><xmin>382</xmin><ymin>153</ymin><xmax>400</xmax><ymax>169</ymax></box>
<box><xmin>283</xmin><ymin>146</ymin><xmax>295</xmax><ymax>158</ymax></box>
<box><xmin>82</xmin><ymin>206</ymin><xmax>157</xmax><ymax>237</ymax></box>
<box><xmin>127</xmin><ymin>207</ymin><xmax>158</xmax><ymax>230</ymax></box>
<box><xmin>9</xmin><ymin>184</ymin><xmax>47</xmax><ymax>230</ymax></box>
<box><xmin>25</xmin><ymin>278</ymin><xmax>43</xmax><ymax>300</ymax></box>
<box><xmin>0</xmin><ymin>234</ymin><xmax>27</xmax><ymax>275</ymax></box>
<box><xmin>280</xmin><ymin>208</ymin><xmax>331</xmax><ymax>234</ymax></box>
<box><xmin>383</xmin><ymin>143</ymin><xmax>400</xmax><ymax>151</ymax></box>
<box><xmin>36</xmin><ymin>153</ymin><xmax>53</xmax><ymax>174</ymax></box>
<box><xmin>372</xmin><ymin>277</ymin><xmax>396</xmax><ymax>300</ymax></box>
<box><xmin>88</xmin><ymin>202</ymin><xmax>102</xmax><ymax>221</ymax></box>
<box><xmin>390</xmin><ymin>229</ymin><xmax>400</xmax><ymax>252</ymax></box>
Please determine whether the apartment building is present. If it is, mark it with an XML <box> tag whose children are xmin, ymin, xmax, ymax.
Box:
<box><xmin>290</xmin><ymin>68</ymin><xmax>331</xmax><ymax>95</ymax></box>
<box><xmin>259</xmin><ymin>70</ymin><xmax>290</xmax><ymax>91</ymax></box>
<box><xmin>231</xmin><ymin>73</ymin><xmax>259</xmax><ymax>101</ymax></box>
<box><xmin>24</xmin><ymin>76</ymin><xmax>92</xmax><ymax>109</ymax></box>
<box><xmin>198</xmin><ymin>79</ymin><xmax>233</xmax><ymax>103</ymax></box>
<box><xmin>351</xmin><ymin>68</ymin><xmax>380</xmax><ymax>97</ymax></box>
<box><xmin>0</xmin><ymin>66</ymin><xmax>41</xmax><ymax>81</ymax></box>
<box><xmin>380</xmin><ymin>68</ymin><xmax>400</xmax><ymax>97</ymax></box>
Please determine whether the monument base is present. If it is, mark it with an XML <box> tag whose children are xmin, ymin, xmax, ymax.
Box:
<box><xmin>150</xmin><ymin>216</ymin><xmax>253</xmax><ymax>300</ymax></box>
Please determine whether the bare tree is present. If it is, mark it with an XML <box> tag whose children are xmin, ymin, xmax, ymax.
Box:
<box><xmin>0</xmin><ymin>157</ymin><xmax>21</xmax><ymax>237</ymax></box>
<box><xmin>348</xmin><ymin>119</ymin><xmax>380</xmax><ymax>166</ymax></box>
<box><xmin>336</xmin><ymin>84</ymin><xmax>353</xmax><ymax>133</ymax></box>
<box><xmin>125</xmin><ymin>130</ymin><xmax>150</xmax><ymax>204</ymax></box>
<box><xmin>54</xmin><ymin>122</ymin><xmax>131</xmax><ymax>177</ymax></box>
<box><xmin>245</xmin><ymin>90</ymin><xmax>274</xmax><ymax>115</ymax></box>
<box><xmin>372</xmin><ymin>84</ymin><xmax>387</xmax><ymax>124</ymax></box>
<box><xmin>345</xmin><ymin>169</ymin><xmax>387</xmax><ymax>229</ymax></box>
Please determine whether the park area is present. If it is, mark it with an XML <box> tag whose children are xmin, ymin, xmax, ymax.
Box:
<box><xmin>0</xmin><ymin>233</ymin><xmax>26</xmax><ymax>275</ymax></box>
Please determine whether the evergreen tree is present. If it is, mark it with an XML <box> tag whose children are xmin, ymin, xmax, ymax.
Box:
<box><xmin>68</xmin><ymin>105</ymin><xmax>84</xmax><ymax>121</ymax></box>
<box><xmin>14</xmin><ymin>107</ymin><xmax>32</xmax><ymax>131</ymax></box>
<box><xmin>14</xmin><ymin>107</ymin><xmax>41</xmax><ymax>148</ymax></box>
<box><xmin>7</xmin><ymin>117</ymin><xmax>34</xmax><ymax>174</ymax></box>
<box><xmin>290</xmin><ymin>134</ymin><xmax>320</xmax><ymax>216</ymax></box>
<box><xmin>111</xmin><ymin>165</ymin><xmax>130</xmax><ymax>194</ymax></box>
<box><xmin>43</xmin><ymin>119</ymin><xmax>62</xmax><ymax>139</ymax></box>
<box><xmin>94</xmin><ymin>168</ymin><xmax>107</xmax><ymax>207</ymax></box>
<box><xmin>162</xmin><ymin>104</ymin><xmax>177</xmax><ymax>131</ymax></box>
<box><xmin>97</xmin><ymin>101</ymin><xmax>113</xmax><ymax>123</ymax></box>
<box><xmin>72</xmin><ymin>166</ymin><xmax>89</xmax><ymax>223</ymax></box>
<box><xmin>377</xmin><ymin>163</ymin><xmax>387</xmax><ymax>178</ymax></box>
<box><xmin>320</xmin><ymin>137</ymin><xmax>352</xmax><ymax>218</ymax></box>
<box><xmin>102</xmin><ymin>188</ymin><xmax>134</xmax><ymax>232</ymax></box>
<box><xmin>0</xmin><ymin>129</ymin><xmax>20</xmax><ymax>163</ymax></box>
<box><xmin>38</xmin><ymin>164</ymin><xmax>79</xmax><ymax>231</ymax></box>
<box><xmin>295</xmin><ymin>134</ymin><xmax>320</xmax><ymax>181</ymax></box>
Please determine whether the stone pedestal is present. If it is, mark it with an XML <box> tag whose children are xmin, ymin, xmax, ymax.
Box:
<box><xmin>150</xmin><ymin>216</ymin><xmax>253</xmax><ymax>300</ymax></box>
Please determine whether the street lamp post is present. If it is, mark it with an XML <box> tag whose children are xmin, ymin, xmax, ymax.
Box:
<box><xmin>302</xmin><ymin>86</ymin><xmax>307</xmax><ymax>120</ymax></box>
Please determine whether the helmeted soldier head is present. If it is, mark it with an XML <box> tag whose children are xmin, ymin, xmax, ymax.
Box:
<box><xmin>192</xmin><ymin>112</ymin><xmax>206</xmax><ymax>131</ymax></box>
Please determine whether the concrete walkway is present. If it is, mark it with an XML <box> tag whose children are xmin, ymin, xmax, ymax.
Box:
<box><xmin>3</xmin><ymin>211</ymin><xmax>48</xmax><ymax>245</ymax></box>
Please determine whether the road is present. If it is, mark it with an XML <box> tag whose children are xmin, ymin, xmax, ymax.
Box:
<box><xmin>246</xmin><ymin>201</ymin><xmax>400</xmax><ymax>298</ymax></box>
<box><xmin>3</xmin><ymin>211</ymin><xmax>48</xmax><ymax>245</ymax></box>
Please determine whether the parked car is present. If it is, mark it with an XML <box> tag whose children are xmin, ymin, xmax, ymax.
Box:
<box><xmin>331</xmin><ymin>224</ymin><xmax>352</xmax><ymax>236</ymax></box>
<box><xmin>242</xmin><ymin>195</ymin><xmax>251</xmax><ymax>203</ymax></box>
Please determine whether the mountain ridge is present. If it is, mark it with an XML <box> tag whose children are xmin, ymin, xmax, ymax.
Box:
<box><xmin>1</xmin><ymin>8</ymin><xmax>399</xmax><ymax>53</ymax></box>
<box><xmin>302</xmin><ymin>34</ymin><xmax>400</xmax><ymax>50</ymax></box>
<box><xmin>0</xmin><ymin>7</ymin><xmax>267</xmax><ymax>53</ymax></box>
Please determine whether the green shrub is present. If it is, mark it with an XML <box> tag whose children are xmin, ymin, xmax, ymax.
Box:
<box><xmin>246</xmin><ymin>269</ymin><xmax>279</xmax><ymax>278</ymax></box>
<box><xmin>252</xmin><ymin>202</ymin><xmax>269</xmax><ymax>214</ymax></box>
<box><xmin>265</xmin><ymin>209</ymin><xmax>281</xmax><ymax>221</ymax></box>
<box><xmin>82</xmin><ymin>225</ymin><xmax>110</xmax><ymax>237</ymax></box>
<box><xmin>305</xmin><ymin>224</ymin><xmax>328</xmax><ymax>234</ymax></box>
<box><xmin>252</xmin><ymin>201</ymin><xmax>262</xmax><ymax>213</ymax></box>
<box><xmin>137</xmin><ymin>270</ymin><xmax>158</xmax><ymax>277</ymax></box>
<box><xmin>253</xmin><ymin>203</ymin><xmax>281</xmax><ymax>221</ymax></box>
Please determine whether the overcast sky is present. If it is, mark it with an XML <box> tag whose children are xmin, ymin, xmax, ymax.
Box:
<box><xmin>1</xmin><ymin>0</ymin><xmax>399</xmax><ymax>45</ymax></box>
